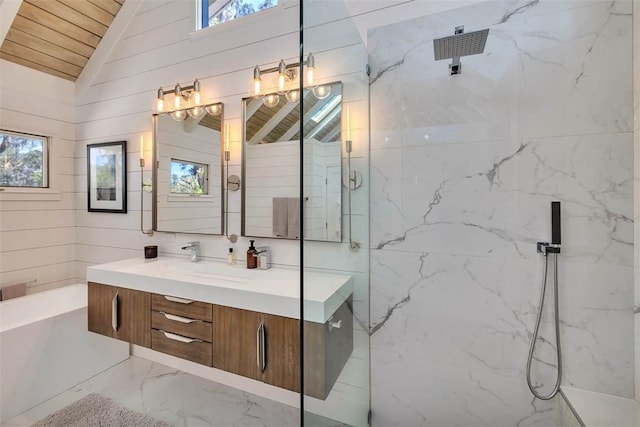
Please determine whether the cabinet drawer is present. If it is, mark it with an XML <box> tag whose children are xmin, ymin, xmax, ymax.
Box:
<box><xmin>151</xmin><ymin>329</ymin><xmax>212</xmax><ymax>366</ymax></box>
<box><xmin>151</xmin><ymin>294</ymin><xmax>212</xmax><ymax>321</ymax></box>
<box><xmin>151</xmin><ymin>310</ymin><xmax>212</xmax><ymax>342</ymax></box>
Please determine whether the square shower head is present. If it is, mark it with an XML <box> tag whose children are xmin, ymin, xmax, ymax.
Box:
<box><xmin>433</xmin><ymin>28</ymin><xmax>489</xmax><ymax>61</ymax></box>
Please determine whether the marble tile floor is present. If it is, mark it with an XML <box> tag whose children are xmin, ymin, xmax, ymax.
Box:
<box><xmin>3</xmin><ymin>356</ymin><xmax>347</xmax><ymax>427</ymax></box>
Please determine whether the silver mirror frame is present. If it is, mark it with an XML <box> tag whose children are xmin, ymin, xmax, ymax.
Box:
<box><xmin>152</xmin><ymin>103</ymin><xmax>225</xmax><ymax>235</ymax></box>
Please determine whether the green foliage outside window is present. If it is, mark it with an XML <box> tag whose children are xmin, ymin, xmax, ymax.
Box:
<box><xmin>208</xmin><ymin>0</ymin><xmax>277</xmax><ymax>27</ymax></box>
<box><xmin>0</xmin><ymin>131</ymin><xmax>48</xmax><ymax>188</ymax></box>
<box><xmin>171</xmin><ymin>159</ymin><xmax>208</xmax><ymax>194</ymax></box>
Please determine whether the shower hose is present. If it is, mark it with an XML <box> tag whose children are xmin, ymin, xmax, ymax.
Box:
<box><xmin>526</xmin><ymin>251</ymin><xmax>562</xmax><ymax>400</ymax></box>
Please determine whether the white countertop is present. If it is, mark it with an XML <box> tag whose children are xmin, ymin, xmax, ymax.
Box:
<box><xmin>87</xmin><ymin>257</ymin><xmax>353</xmax><ymax>324</ymax></box>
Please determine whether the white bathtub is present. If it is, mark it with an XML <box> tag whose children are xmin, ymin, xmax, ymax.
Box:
<box><xmin>0</xmin><ymin>284</ymin><xmax>129</xmax><ymax>422</ymax></box>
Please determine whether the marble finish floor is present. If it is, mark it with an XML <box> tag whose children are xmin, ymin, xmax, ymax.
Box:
<box><xmin>3</xmin><ymin>356</ymin><xmax>346</xmax><ymax>427</ymax></box>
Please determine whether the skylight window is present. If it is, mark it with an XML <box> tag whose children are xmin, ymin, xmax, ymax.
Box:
<box><xmin>311</xmin><ymin>95</ymin><xmax>341</xmax><ymax>124</ymax></box>
<box><xmin>198</xmin><ymin>0</ymin><xmax>278</xmax><ymax>29</ymax></box>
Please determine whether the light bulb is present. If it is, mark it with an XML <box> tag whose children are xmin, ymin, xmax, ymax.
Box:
<box><xmin>253</xmin><ymin>66</ymin><xmax>261</xmax><ymax>96</ymax></box>
<box><xmin>187</xmin><ymin>106</ymin><xmax>205</xmax><ymax>119</ymax></box>
<box><xmin>205</xmin><ymin>104</ymin><xmax>222</xmax><ymax>116</ymax></box>
<box><xmin>263</xmin><ymin>93</ymin><xmax>280</xmax><ymax>108</ymax></box>
<box><xmin>278</xmin><ymin>59</ymin><xmax>286</xmax><ymax>91</ymax></box>
<box><xmin>174</xmin><ymin>83</ymin><xmax>182</xmax><ymax>109</ymax></box>
<box><xmin>285</xmin><ymin>89</ymin><xmax>300</xmax><ymax>103</ymax></box>
<box><xmin>346</xmin><ymin>107</ymin><xmax>351</xmax><ymax>141</ymax></box>
<box><xmin>170</xmin><ymin>109</ymin><xmax>187</xmax><ymax>121</ymax></box>
<box><xmin>193</xmin><ymin>79</ymin><xmax>201</xmax><ymax>105</ymax></box>
<box><xmin>312</xmin><ymin>85</ymin><xmax>331</xmax><ymax>99</ymax></box>
<box><xmin>306</xmin><ymin>53</ymin><xmax>315</xmax><ymax>85</ymax></box>
<box><xmin>306</xmin><ymin>67</ymin><xmax>314</xmax><ymax>86</ymax></box>
<box><xmin>156</xmin><ymin>88</ymin><xmax>164</xmax><ymax>112</ymax></box>
<box><xmin>225</xmin><ymin>123</ymin><xmax>230</xmax><ymax>153</ymax></box>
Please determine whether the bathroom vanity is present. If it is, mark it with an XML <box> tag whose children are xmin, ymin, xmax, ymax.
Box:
<box><xmin>86</xmin><ymin>257</ymin><xmax>353</xmax><ymax>400</ymax></box>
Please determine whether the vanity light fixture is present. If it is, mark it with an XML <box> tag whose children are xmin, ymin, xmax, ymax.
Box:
<box><xmin>155</xmin><ymin>79</ymin><xmax>205</xmax><ymax>121</ymax></box>
<box><xmin>251</xmin><ymin>53</ymin><xmax>317</xmax><ymax>103</ymax></box>
<box><xmin>139</xmin><ymin>134</ymin><xmax>153</xmax><ymax>236</ymax></box>
<box><xmin>224</xmin><ymin>123</ymin><xmax>239</xmax><ymax>244</ymax></box>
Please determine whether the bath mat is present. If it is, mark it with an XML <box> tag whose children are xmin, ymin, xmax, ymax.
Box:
<box><xmin>31</xmin><ymin>393</ymin><xmax>170</xmax><ymax>427</ymax></box>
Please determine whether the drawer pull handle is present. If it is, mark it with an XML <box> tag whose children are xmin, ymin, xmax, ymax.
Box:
<box><xmin>329</xmin><ymin>318</ymin><xmax>342</xmax><ymax>331</ymax></box>
<box><xmin>161</xmin><ymin>312</ymin><xmax>200</xmax><ymax>324</ymax></box>
<box><xmin>161</xmin><ymin>330</ymin><xmax>202</xmax><ymax>343</ymax></box>
<box><xmin>164</xmin><ymin>295</ymin><xmax>194</xmax><ymax>304</ymax></box>
<box><xmin>111</xmin><ymin>292</ymin><xmax>118</xmax><ymax>332</ymax></box>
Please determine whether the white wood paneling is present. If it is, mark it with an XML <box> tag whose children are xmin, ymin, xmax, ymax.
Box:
<box><xmin>0</xmin><ymin>59</ymin><xmax>76</xmax><ymax>289</ymax></box>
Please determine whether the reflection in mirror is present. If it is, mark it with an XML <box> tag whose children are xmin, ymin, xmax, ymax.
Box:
<box><xmin>242</xmin><ymin>82</ymin><xmax>342</xmax><ymax>242</ymax></box>
<box><xmin>153</xmin><ymin>103</ymin><xmax>224</xmax><ymax>234</ymax></box>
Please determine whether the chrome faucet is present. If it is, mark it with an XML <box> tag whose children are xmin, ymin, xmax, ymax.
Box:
<box><xmin>181</xmin><ymin>241</ymin><xmax>200</xmax><ymax>262</ymax></box>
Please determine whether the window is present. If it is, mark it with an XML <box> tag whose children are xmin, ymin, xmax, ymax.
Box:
<box><xmin>0</xmin><ymin>130</ymin><xmax>49</xmax><ymax>188</ymax></box>
<box><xmin>198</xmin><ymin>0</ymin><xmax>278</xmax><ymax>29</ymax></box>
<box><xmin>171</xmin><ymin>159</ymin><xmax>208</xmax><ymax>194</ymax></box>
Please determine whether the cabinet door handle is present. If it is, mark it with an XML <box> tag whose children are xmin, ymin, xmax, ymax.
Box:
<box><xmin>164</xmin><ymin>295</ymin><xmax>194</xmax><ymax>304</ymax></box>
<box><xmin>161</xmin><ymin>312</ymin><xmax>200</xmax><ymax>324</ymax></box>
<box><xmin>257</xmin><ymin>322</ymin><xmax>266</xmax><ymax>373</ymax></box>
<box><xmin>161</xmin><ymin>330</ymin><xmax>202</xmax><ymax>344</ymax></box>
<box><xmin>111</xmin><ymin>292</ymin><xmax>119</xmax><ymax>332</ymax></box>
<box><xmin>328</xmin><ymin>318</ymin><xmax>342</xmax><ymax>331</ymax></box>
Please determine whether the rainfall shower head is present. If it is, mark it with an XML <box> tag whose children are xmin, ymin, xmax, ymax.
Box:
<box><xmin>433</xmin><ymin>26</ymin><xmax>489</xmax><ymax>75</ymax></box>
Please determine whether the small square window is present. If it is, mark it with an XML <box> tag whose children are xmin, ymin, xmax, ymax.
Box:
<box><xmin>171</xmin><ymin>158</ymin><xmax>209</xmax><ymax>195</ymax></box>
<box><xmin>0</xmin><ymin>130</ymin><xmax>49</xmax><ymax>188</ymax></box>
<box><xmin>198</xmin><ymin>0</ymin><xmax>278</xmax><ymax>29</ymax></box>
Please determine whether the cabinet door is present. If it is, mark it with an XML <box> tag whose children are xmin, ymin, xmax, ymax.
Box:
<box><xmin>121</xmin><ymin>288</ymin><xmax>150</xmax><ymax>348</ymax></box>
<box><xmin>213</xmin><ymin>305</ymin><xmax>262</xmax><ymax>381</ymax></box>
<box><xmin>262</xmin><ymin>313</ymin><xmax>300</xmax><ymax>392</ymax></box>
<box><xmin>88</xmin><ymin>282</ymin><xmax>121</xmax><ymax>340</ymax></box>
<box><xmin>88</xmin><ymin>282</ymin><xmax>150</xmax><ymax>347</ymax></box>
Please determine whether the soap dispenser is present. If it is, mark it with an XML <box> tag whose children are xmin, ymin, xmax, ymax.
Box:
<box><xmin>247</xmin><ymin>240</ymin><xmax>258</xmax><ymax>269</ymax></box>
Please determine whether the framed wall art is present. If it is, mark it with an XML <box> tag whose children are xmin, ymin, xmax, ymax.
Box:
<box><xmin>87</xmin><ymin>141</ymin><xmax>127</xmax><ymax>213</ymax></box>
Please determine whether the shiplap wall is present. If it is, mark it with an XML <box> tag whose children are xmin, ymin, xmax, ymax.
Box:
<box><xmin>0</xmin><ymin>59</ymin><xmax>76</xmax><ymax>293</ymax></box>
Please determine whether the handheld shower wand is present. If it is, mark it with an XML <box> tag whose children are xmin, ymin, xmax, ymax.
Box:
<box><xmin>527</xmin><ymin>201</ymin><xmax>562</xmax><ymax>400</ymax></box>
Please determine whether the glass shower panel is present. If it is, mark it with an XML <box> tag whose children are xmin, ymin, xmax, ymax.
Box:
<box><xmin>301</xmin><ymin>0</ymin><xmax>371</xmax><ymax>425</ymax></box>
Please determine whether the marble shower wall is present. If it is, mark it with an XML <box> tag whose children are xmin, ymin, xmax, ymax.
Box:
<box><xmin>368</xmin><ymin>1</ymin><xmax>634</xmax><ymax>425</ymax></box>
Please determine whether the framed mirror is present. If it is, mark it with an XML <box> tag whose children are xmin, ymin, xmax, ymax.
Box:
<box><xmin>153</xmin><ymin>103</ymin><xmax>224</xmax><ymax>234</ymax></box>
<box><xmin>242</xmin><ymin>82</ymin><xmax>342</xmax><ymax>242</ymax></box>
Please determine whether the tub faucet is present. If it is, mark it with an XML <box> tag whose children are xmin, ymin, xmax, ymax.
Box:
<box><xmin>181</xmin><ymin>241</ymin><xmax>200</xmax><ymax>262</ymax></box>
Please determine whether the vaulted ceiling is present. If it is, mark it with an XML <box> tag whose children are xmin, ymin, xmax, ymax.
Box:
<box><xmin>0</xmin><ymin>0</ymin><xmax>125</xmax><ymax>81</ymax></box>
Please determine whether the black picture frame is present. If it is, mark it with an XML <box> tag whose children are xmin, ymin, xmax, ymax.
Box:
<box><xmin>87</xmin><ymin>141</ymin><xmax>127</xmax><ymax>213</ymax></box>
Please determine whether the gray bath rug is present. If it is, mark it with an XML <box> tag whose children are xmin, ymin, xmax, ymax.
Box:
<box><xmin>31</xmin><ymin>393</ymin><xmax>170</xmax><ymax>427</ymax></box>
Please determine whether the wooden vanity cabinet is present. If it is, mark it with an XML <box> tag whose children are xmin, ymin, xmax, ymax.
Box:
<box><xmin>212</xmin><ymin>305</ymin><xmax>263</xmax><ymax>380</ymax></box>
<box><xmin>304</xmin><ymin>295</ymin><xmax>353</xmax><ymax>400</ymax></box>
<box><xmin>262</xmin><ymin>313</ymin><xmax>300</xmax><ymax>392</ymax></box>
<box><xmin>151</xmin><ymin>294</ymin><xmax>213</xmax><ymax>367</ymax></box>
<box><xmin>87</xmin><ymin>282</ymin><xmax>150</xmax><ymax>347</ymax></box>
<box><xmin>212</xmin><ymin>305</ymin><xmax>301</xmax><ymax>391</ymax></box>
<box><xmin>213</xmin><ymin>297</ymin><xmax>353</xmax><ymax>400</ymax></box>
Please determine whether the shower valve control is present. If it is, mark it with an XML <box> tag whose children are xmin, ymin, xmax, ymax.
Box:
<box><xmin>537</xmin><ymin>241</ymin><xmax>561</xmax><ymax>254</ymax></box>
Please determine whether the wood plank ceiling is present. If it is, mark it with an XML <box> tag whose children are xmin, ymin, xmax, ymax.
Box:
<box><xmin>0</xmin><ymin>0</ymin><xmax>125</xmax><ymax>81</ymax></box>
